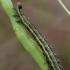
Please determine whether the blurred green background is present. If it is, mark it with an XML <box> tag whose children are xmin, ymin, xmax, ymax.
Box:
<box><xmin>0</xmin><ymin>0</ymin><xmax>70</xmax><ymax>70</ymax></box>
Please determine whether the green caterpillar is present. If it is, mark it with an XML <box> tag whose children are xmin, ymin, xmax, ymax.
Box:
<box><xmin>13</xmin><ymin>2</ymin><xmax>61</xmax><ymax>70</ymax></box>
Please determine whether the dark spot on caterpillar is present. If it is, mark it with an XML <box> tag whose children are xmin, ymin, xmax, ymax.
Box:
<box><xmin>17</xmin><ymin>2</ymin><xmax>22</xmax><ymax>9</ymax></box>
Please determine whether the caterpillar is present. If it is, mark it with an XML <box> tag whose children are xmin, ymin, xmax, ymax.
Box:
<box><xmin>13</xmin><ymin>2</ymin><xmax>61</xmax><ymax>70</ymax></box>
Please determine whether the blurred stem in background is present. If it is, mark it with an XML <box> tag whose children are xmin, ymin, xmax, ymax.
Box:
<box><xmin>58</xmin><ymin>0</ymin><xmax>70</xmax><ymax>16</ymax></box>
<box><xmin>0</xmin><ymin>0</ymin><xmax>48</xmax><ymax>70</ymax></box>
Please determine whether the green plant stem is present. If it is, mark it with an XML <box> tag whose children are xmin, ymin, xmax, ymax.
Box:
<box><xmin>58</xmin><ymin>0</ymin><xmax>70</xmax><ymax>16</ymax></box>
<box><xmin>0</xmin><ymin>0</ymin><xmax>48</xmax><ymax>70</ymax></box>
